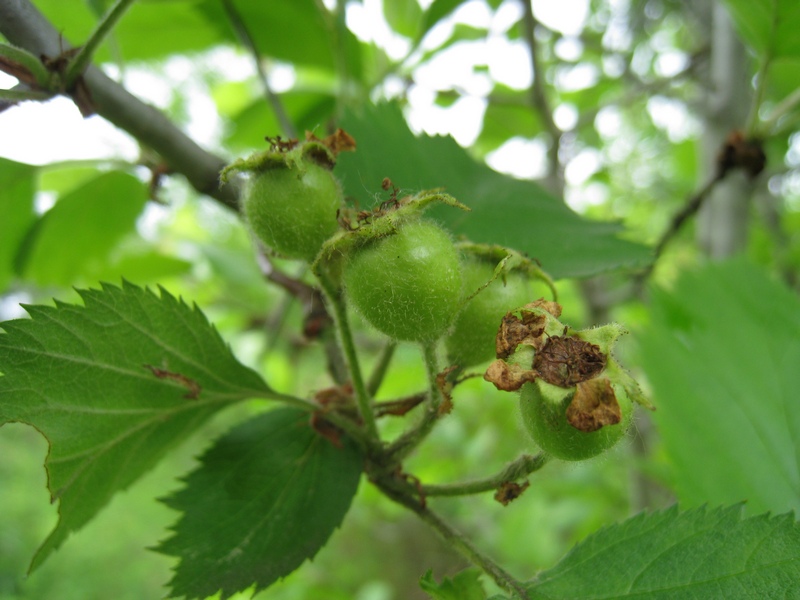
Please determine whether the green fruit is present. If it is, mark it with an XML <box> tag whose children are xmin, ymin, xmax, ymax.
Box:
<box><xmin>445</xmin><ymin>260</ymin><xmax>530</xmax><ymax>368</ymax></box>
<box><xmin>343</xmin><ymin>219</ymin><xmax>461</xmax><ymax>342</ymax></box>
<box><xmin>243</xmin><ymin>160</ymin><xmax>342</xmax><ymax>261</ymax></box>
<box><xmin>519</xmin><ymin>378</ymin><xmax>633</xmax><ymax>461</ymax></box>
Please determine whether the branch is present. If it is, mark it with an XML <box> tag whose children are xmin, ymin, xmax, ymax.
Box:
<box><xmin>520</xmin><ymin>0</ymin><xmax>563</xmax><ymax>195</ymax></box>
<box><xmin>64</xmin><ymin>0</ymin><xmax>137</xmax><ymax>87</ymax></box>
<box><xmin>0</xmin><ymin>0</ymin><xmax>239</xmax><ymax>211</ymax></box>
<box><xmin>376</xmin><ymin>480</ymin><xmax>530</xmax><ymax>599</ymax></box>
<box><xmin>421</xmin><ymin>453</ymin><xmax>549</xmax><ymax>498</ymax></box>
<box><xmin>220</xmin><ymin>0</ymin><xmax>297</xmax><ymax>139</ymax></box>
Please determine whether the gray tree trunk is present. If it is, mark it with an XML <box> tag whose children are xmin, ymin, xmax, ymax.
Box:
<box><xmin>696</xmin><ymin>1</ymin><xmax>755</xmax><ymax>258</ymax></box>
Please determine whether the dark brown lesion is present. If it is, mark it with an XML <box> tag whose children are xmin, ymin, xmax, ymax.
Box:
<box><xmin>566</xmin><ymin>378</ymin><xmax>621</xmax><ymax>432</ymax></box>
<box><xmin>532</xmin><ymin>334</ymin><xmax>606</xmax><ymax>388</ymax></box>
<box><xmin>144</xmin><ymin>365</ymin><xmax>201</xmax><ymax>399</ymax></box>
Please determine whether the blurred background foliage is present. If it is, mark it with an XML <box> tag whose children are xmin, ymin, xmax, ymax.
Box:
<box><xmin>1</xmin><ymin>0</ymin><xmax>799</xmax><ymax>598</ymax></box>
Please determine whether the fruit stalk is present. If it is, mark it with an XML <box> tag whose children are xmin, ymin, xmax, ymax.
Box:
<box><xmin>376</xmin><ymin>479</ymin><xmax>530</xmax><ymax>599</ymax></box>
<box><xmin>316</xmin><ymin>271</ymin><xmax>380</xmax><ymax>441</ymax></box>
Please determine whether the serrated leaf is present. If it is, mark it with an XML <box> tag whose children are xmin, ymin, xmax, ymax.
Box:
<box><xmin>0</xmin><ymin>281</ymin><xmax>274</xmax><ymax>570</ymax></box>
<box><xmin>420</xmin><ymin>568</ymin><xmax>487</xmax><ymax>600</ymax></box>
<box><xmin>337</xmin><ymin>103</ymin><xmax>651</xmax><ymax>279</ymax></box>
<box><xmin>526</xmin><ymin>504</ymin><xmax>800</xmax><ymax>599</ymax></box>
<box><xmin>637</xmin><ymin>259</ymin><xmax>800</xmax><ymax>516</ymax></box>
<box><xmin>156</xmin><ymin>408</ymin><xmax>363</xmax><ymax>600</ymax></box>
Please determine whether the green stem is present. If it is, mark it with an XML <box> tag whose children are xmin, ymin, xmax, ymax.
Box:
<box><xmin>256</xmin><ymin>390</ymin><xmax>370</xmax><ymax>451</ymax></box>
<box><xmin>220</xmin><ymin>0</ymin><xmax>296</xmax><ymax>138</ymax></box>
<box><xmin>64</xmin><ymin>0</ymin><xmax>137</xmax><ymax>87</ymax></box>
<box><xmin>745</xmin><ymin>7</ymin><xmax>777</xmax><ymax>136</ymax></box>
<box><xmin>377</xmin><ymin>481</ymin><xmax>530</xmax><ymax>599</ymax></box>
<box><xmin>762</xmin><ymin>86</ymin><xmax>800</xmax><ymax>134</ymax></box>
<box><xmin>0</xmin><ymin>42</ymin><xmax>52</xmax><ymax>87</ymax></box>
<box><xmin>0</xmin><ymin>87</ymin><xmax>53</xmax><ymax>102</ymax></box>
<box><xmin>421</xmin><ymin>454</ymin><xmax>549</xmax><ymax>497</ymax></box>
<box><xmin>386</xmin><ymin>341</ymin><xmax>442</xmax><ymax>462</ymax></box>
<box><xmin>316</xmin><ymin>271</ymin><xmax>380</xmax><ymax>441</ymax></box>
<box><xmin>367</xmin><ymin>341</ymin><xmax>396</xmax><ymax>396</ymax></box>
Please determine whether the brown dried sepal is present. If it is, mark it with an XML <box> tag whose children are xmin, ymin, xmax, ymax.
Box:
<box><xmin>527</xmin><ymin>298</ymin><xmax>562</xmax><ymax>318</ymax></box>
<box><xmin>496</xmin><ymin>311</ymin><xmax>547</xmax><ymax>359</ymax></box>
<box><xmin>318</xmin><ymin>128</ymin><xmax>356</xmax><ymax>156</ymax></box>
<box><xmin>484</xmin><ymin>359</ymin><xmax>539</xmax><ymax>392</ymax></box>
<box><xmin>533</xmin><ymin>335</ymin><xmax>606</xmax><ymax>387</ymax></box>
<box><xmin>314</xmin><ymin>383</ymin><xmax>354</xmax><ymax>410</ymax></box>
<box><xmin>566</xmin><ymin>378</ymin><xmax>621</xmax><ymax>432</ymax></box>
<box><xmin>494</xmin><ymin>480</ymin><xmax>530</xmax><ymax>506</ymax></box>
<box><xmin>374</xmin><ymin>393</ymin><xmax>426</xmax><ymax>417</ymax></box>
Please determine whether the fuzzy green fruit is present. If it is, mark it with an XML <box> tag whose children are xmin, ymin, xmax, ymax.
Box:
<box><xmin>243</xmin><ymin>160</ymin><xmax>342</xmax><ymax>261</ymax></box>
<box><xmin>519</xmin><ymin>378</ymin><xmax>633</xmax><ymax>461</ymax></box>
<box><xmin>445</xmin><ymin>260</ymin><xmax>530</xmax><ymax>368</ymax></box>
<box><xmin>343</xmin><ymin>220</ymin><xmax>461</xmax><ymax>342</ymax></box>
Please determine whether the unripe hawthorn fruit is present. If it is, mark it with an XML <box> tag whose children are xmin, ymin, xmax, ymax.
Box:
<box><xmin>343</xmin><ymin>219</ymin><xmax>461</xmax><ymax>342</ymax></box>
<box><xmin>243</xmin><ymin>159</ymin><xmax>342</xmax><ymax>262</ymax></box>
<box><xmin>519</xmin><ymin>376</ymin><xmax>633</xmax><ymax>461</ymax></box>
<box><xmin>445</xmin><ymin>260</ymin><xmax>530</xmax><ymax>368</ymax></box>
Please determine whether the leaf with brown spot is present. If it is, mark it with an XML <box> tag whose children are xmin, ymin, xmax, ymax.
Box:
<box><xmin>533</xmin><ymin>335</ymin><xmax>606</xmax><ymax>387</ymax></box>
<box><xmin>0</xmin><ymin>282</ymin><xmax>275</xmax><ymax>571</ymax></box>
<box><xmin>566</xmin><ymin>378</ymin><xmax>621</xmax><ymax>432</ymax></box>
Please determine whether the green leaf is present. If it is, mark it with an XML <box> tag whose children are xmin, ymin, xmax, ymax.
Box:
<box><xmin>721</xmin><ymin>0</ymin><xmax>800</xmax><ymax>59</ymax></box>
<box><xmin>478</xmin><ymin>92</ymin><xmax>542</xmax><ymax>154</ymax></box>
<box><xmin>225</xmin><ymin>90</ymin><xmax>337</xmax><ymax>150</ymax></box>
<box><xmin>17</xmin><ymin>171</ymin><xmax>147</xmax><ymax>286</ymax></box>
<box><xmin>418</xmin><ymin>0</ymin><xmax>468</xmax><ymax>44</ymax></box>
<box><xmin>337</xmin><ymin>103</ymin><xmax>651</xmax><ymax>279</ymax></box>
<box><xmin>0</xmin><ymin>281</ymin><xmax>273</xmax><ymax>570</ymax></box>
<box><xmin>384</xmin><ymin>0</ymin><xmax>424</xmax><ymax>39</ymax></box>
<box><xmin>637</xmin><ymin>259</ymin><xmax>800</xmax><ymax>516</ymax></box>
<box><xmin>526</xmin><ymin>504</ymin><xmax>800</xmax><ymax>599</ymax></box>
<box><xmin>31</xmin><ymin>0</ymin><xmax>230</xmax><ymax>62</ymax></box>
<box><xmin>0</xmin><ymin>158</ymin><xmax>36</xmax><ymax>291</ymax></box>
<box><xmin>156</xmin><ymin>407</ymin><xmax>363</xmax><ymax>600</ymax></box>
<box><xmin>420</xmin><ymin>568</ymin><xmax>487</xmax><ymax>600</ymax></box>
<box><xmin>198</xmin><ymin>0</ymin><xmax>360</xmax><ymax>73</ymax></box>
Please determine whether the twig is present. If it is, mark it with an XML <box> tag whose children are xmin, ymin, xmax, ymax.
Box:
<box><xmin>520</xmin><ymin>0</ymin><xmax>563</xmax><ymax>195</ymax></box>
<box><xmin>0</xmin><ymin>87</ymin><xmax>53</xmax><ymax>102</ymax></box>
<box><xmin>0</xmin><ymin>0</ymin><xmax>238</xmax><ymax>210</ymax></box>
<box><xmin>255</xmin><ymin>251</ymin><xmax>349</xmax><ymax>384</ymax></box>
<box><xmin>64</xmin><ymin>0</ymin><xmax>137</xmax><ymax>87</ymax></box>
<box><xmin>421</xmin><ymin>454</ymin><xmax>549</xmax><ymax>497</ymax></box>
<box><xmin>367</xmin><ymin>341</ymin><xmax>396</xmax><ymax>396</ymax></box>
<box><xmin>636</xmin><ymin>174</ymin><xmax>722</xmax><ymax>285</ymax></box>
<box><xmin>376</xmin><ymin>480</ymin><xmax>530</xmax><ymax>599</ymax></box>
<box><xmin>220</xmin><ymin>0</ymin><xmax>297</xmax><ymax>139</ymax></box>
<box><xmin>316</xmin><ymin>270</ymin><xmax>380</xmax><ymax>440</ymax></box>
<box><xmin>652</xmin><ymin>175</ymin><xmax>722</xmax><ymax>262</ymax></box>
<box><xmin>385</xmin><ymin>342</ymin><xmax>443</xmax><ymax>462</ymax></box>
